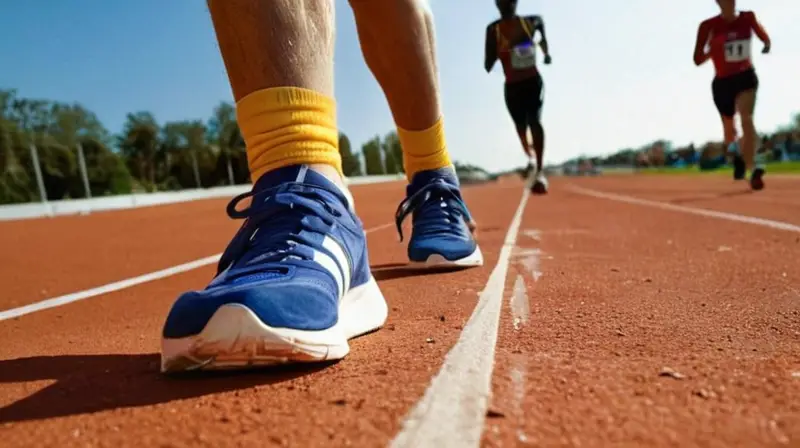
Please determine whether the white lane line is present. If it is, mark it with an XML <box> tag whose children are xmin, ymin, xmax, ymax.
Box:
<box><xmin>0</xmin><ymin>222</ymin><xmax>394</xmax><ymax>322</ymax></box>
<box><xmin>0</xmin><ymin>255</ymin><xmax>222</xmax><ymax>322</ymax></box>
<box><xmin>510</xmin><ymin>275</ymin><xmax>529</xmax><ymax>331</ymax></box>
<box><xmin>568</xmin><ymin>185</ymin><xmax>800</xmax><ymax>233</ymax></box>
<box><xmin>389</xmin><ymin>184</ymin><xmax>530</xmax><ymax>448</ymax></box>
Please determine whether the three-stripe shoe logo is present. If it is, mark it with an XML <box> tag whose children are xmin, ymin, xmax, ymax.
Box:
<box><xmin>313</xmin><ymin>236</ymin><xmax>352</xmax><ymax>299</ymax></box>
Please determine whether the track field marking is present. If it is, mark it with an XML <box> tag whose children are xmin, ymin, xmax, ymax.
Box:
<box><xmin>510</xmin><ymin>275</ymin><xmax>530</xmax><ymax>331</ymax></box>
<box><xmin>389</xmin><ymin>184</ymin><xmax>530</xmax><ymax>448</ymax></box>
<box><xmin>507</xmin><ymin>242</ymin><xmax>541</xmax><ymax>442</ymax></box>
<box><xmin>568</xmin><ymin>185</ymin><xmax>800</xmax><ymax>233</ymax></box>
<box><xmin>0</xmin><ymin>222</ymin><xmax>394</xmax><ymax>322</ymax></box>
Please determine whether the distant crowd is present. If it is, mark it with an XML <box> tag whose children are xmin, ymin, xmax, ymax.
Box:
<box><xmin>636</xmin><ymin>127</ymin><xmax>800</xmax><ymax>169</ymax></box>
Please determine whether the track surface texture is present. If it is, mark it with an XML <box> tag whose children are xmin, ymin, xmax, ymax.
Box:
<box><xmin>1</xmin><ymin>174</ymin><xmax>798</xmax><ymax>447</ymax></box>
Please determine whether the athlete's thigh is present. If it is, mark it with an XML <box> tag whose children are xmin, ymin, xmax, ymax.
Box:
<box><xmin>504</xmin><ymin>83</ymin><xmax>528</xmax><ymax>130</ymax></box>
<box><xmin>735</xmin><ymin>89</ymin><xmax>757</xmax><ymax>118</ymax></box>
<box><xmin>515</xmin><ymin>75</ymin><xmax>543</xmax><ymax>127</ymax></box>
<box><xmin>734</xmin><ymin>69</ymin><xmax>759</xmax><ymax>117</ymax></box>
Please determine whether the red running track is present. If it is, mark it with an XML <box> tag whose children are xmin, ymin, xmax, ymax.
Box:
<box><xmin>0</xmin><ymin>174</ymin><xmax>798</xmax><ymax>447</ymax></box>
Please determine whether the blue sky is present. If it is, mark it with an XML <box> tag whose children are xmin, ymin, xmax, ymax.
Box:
<box><xmin>1</xmin><ymin>0</ymin><xmax>798</xmax><ymax>172</ymax></box>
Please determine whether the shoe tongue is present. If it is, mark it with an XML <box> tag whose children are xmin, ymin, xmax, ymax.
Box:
<box><xmin>252</xmin><ymin>164</ymin><xmax>350</xmax><ymax>208</ymax></box>
<box><xmin>407</xmin><ymin>167</ymin><xmax>459</xmax><ymax>196</ymax></box>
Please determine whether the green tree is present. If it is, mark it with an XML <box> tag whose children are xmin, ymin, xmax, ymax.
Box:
<box><xmin>10</xmin><ymin>98</ymin><xmax>50</xmax><ymax>134</ymax></box>
<box><xmin>184</xmin><ymin>120</ymin><xmax>212</xmax><ymax>188</ymax></box>
<box><xmin>6</xmin><ymin>98</ymin><xmax>81</xmax><ymax>200</ymax></box>
<box><xmin>361</xmin><ymin>136</ymin><xmax>384</xmax><ymax>175</ymax></box>
<box><xmin>0</xmin><ymin>121</ymin><xmax>34</xmax><ymax>204</ymax></box>
<box><xmin>162</xmin><ymin>120</ymin><xmax>217</xmax><ymax>189</ymax></box>
<box><xmin>339</xmin><ymin>132</ymin><xmax>362</xmax><ymax>176</ymax></box>
<box><xmin>37</xmin><ymin>135</ymin><xmax>76</xmax><ymax>200</ymax></box>
<box><xmin>0</xmin><ymin>89</ymin><xmax>18</xmax><ymax>121</ymax></box>
<box><xmin>78</xmin><ymin>137</ymin><xmax>132</xmax><ymax>196</ymax></box>
<box><xmin>208</xmin><ymin>101</ymin><xmax>247</xmax><ymax>185</ymax></box>
<box><xmin>119</xmin><ymin>112</ymin><xmax>160</xmax><ymax>190</ymax></box>
<box><xmin>382</xmin><ymin>131</ymin><xmax>403</xmax><ymax>175</ymax></box>
<box><xmin>48</xmin><ymin>102</ymin><xmax>111</xmax><ymax>148</ymax></box>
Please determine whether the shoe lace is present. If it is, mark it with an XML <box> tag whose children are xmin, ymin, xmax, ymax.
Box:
<box><xmin>394</xmin><ymin>179</ymin><xmax>473</xmax><ymax>242</ymax></box>
<box><xmin>216</xmin><ymin>182</ymin><xmax>343</xmax><ymax>278</ymax></box>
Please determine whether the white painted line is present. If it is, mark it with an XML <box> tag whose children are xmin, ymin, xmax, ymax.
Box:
<box><xmin>389</xmin><ymin>183</ymin><xmax>530</xmax><ymax>448</ymax></box>
<box><xmin>568</xmin><ymin>185</ymin><xmax>800</xmax><ymax>233</ymax></box>
<box><xmin>0</xmin><ymin>255</ymin><xmax>221</xmax><ymax>321</ymax></box>
<box><xmin>510</xmin><ymin>275</ymin><xmax>530</xmax><ymax>331</ymax></box>
<box><xmin>0</xmin><ymin>222</ymin><xmax>393</xmax><ymax>322</ymax></box>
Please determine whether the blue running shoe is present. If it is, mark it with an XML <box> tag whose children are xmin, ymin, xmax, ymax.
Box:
<box><xmin>160</xmin><ymin>165</ymin><xmax>388</xmax><ymax>373</ymax></box>
<box><xmin>394</xmin><ymin>168</ymin><xmax>483</xmax><ymax>268</ymax></box>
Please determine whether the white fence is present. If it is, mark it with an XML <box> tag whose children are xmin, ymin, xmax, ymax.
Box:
<box><xmin>0</xmin><ymin>173</ymin><xmax>405</xmax><ymax>222</ymax></box>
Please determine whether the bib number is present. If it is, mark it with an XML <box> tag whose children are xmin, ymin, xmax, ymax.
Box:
<box><xmin>511</xmin><ymin>42</ymin><xmax>536</xmax><ymax>69</ymax></box>
<box><xmin>724</xmin><ymin>39</ymin><xmax>751</xmax><ymax>63</ymax></box>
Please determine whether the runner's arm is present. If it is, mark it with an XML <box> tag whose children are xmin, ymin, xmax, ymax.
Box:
<box><xmin>484</xmin><ymin>23</ymin><xmax>498</xmax><ymax>72</ymax></box>
<box><xmin>527</xmin><ymin>15</ymin><xmax>549</xmax><ymax>56</ymax></box>
<box><xmin>748</xmin><ymin>12</ymin><xmax>771</xmax><ymax>50</ymax></box>
<box><xmin>693</xmin><ymin>21</ymin><xmax>711</xmax><ymax>66</ymax></box>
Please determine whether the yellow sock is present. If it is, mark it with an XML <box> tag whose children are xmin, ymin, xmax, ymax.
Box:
<box><xmin>397</xmin><ymin>117</ymin><xmax>453</xmax><ymax>182</ymax></box>
<box><xmin>236</xmin><ymin>87</ymin><xmax>342</xmax><ymax>182</ymax></box>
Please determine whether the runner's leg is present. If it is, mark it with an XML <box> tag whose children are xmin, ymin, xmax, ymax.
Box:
<box><xmin>528</xmin><ymin>75</ymin><xmax>545</xmax><ymax>173</ymax></box>
<box><xmin>720</xmin><ymin>115</ymin><xmax>738</xmax><ymax>147</ymax></box>
<box><xmin>349</xmin><ymin>0</ymin><xmax>483</xmax><ymax>264</ymax></box>
<box><xmin>712</xmin><ymin>76</ymin><xmax>745</xmax><ymax>179</ymax></box>
<box><xmin>736</xmin><ymin>88</ymin><xmax>764</xmax><ymax>189</ymax></box>
<box><xmin>736</xmin><ymin>89</ymin><xmax>758</xmax><ymax>170</ymax></box>
<box><xmin>349</xmin><ymin>0</ymin><xmax>451</xmax><ymax>179</ymax></box>
<box><xmin>503</xmin><ymin>82</ymin><xmax>533</xmax><ymax>160</ymax></box>
<box><xmin>208</xmin><ymin>0</ymin><xmax>344</xmax><ymax>187</ymax></box>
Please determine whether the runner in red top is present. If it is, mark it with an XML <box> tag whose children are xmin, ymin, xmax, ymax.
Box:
<box><xmin>694</xmin><ymin>0</ymin><xmax>771</xmax><ymax>190</ymax></box>
<box><xmin>484</xmin><ymin>0</ymin><xmax>552</xmax><ymax>194</ymax></box>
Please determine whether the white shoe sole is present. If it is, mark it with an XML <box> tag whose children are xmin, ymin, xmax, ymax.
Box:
<box><xmin>160</xmin><ymin>276</ymin><xmax>388</xmax><ymax>373</ymax></box>
<box><xmin>408</xmin><ymin>245</ymin><xmax>484</xmax><ymax>269</ymax></box>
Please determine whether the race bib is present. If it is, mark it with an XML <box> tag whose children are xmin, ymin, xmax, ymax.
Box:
<box><xmin>724</xmin><ymin>38</ymin><xmax>751</xmax><ymax>63</ymax></box>
<box><xmin>511</xmin><ymin>42</ymin><xmax>536</xmax><ymax>69</ymax></box>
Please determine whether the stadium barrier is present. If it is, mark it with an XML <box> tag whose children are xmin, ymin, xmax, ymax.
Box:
<box><xmin>0</xmin><ymin>173</ymin><xmax>406</xmax><ymax>222</ymax></box>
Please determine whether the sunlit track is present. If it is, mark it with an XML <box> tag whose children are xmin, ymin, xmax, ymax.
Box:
<box><xmin>0</xmin><ymin>222</ymin><xmax>395</xmax><ymax>322</ymax></box>
<box><xmin>0</xmin><ymin>174</ymin><xmax>798</xmax><ymax>447</ymax></box>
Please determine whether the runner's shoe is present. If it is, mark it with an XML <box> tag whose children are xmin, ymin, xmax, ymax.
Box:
<box><xmin>750</xmin><ymin>166</ymin><xmax>765</xmax><ymax>190</ymax></box>
<box><xmin>523</xmin><ymin>161</ymin><xmax>535</xmax><ymax>179</ymax></box>
<box><xmin>395</xmin><ymin>168</ymin><xmax>483</xmax><ymax>268</ymax></box>
<box><xmin>531</xmin><ymin>169</ymin><xmax>548</xmax><ymax>195</ymax></box>
<box><xmin>160</xmin><ymin>165</ymin><xmax>388</xmax><ymax>373</ymax></box>
<box><xmin>727</xmin><ymin>141</ymin><xmax>746</xmax><ymax>180</ymax></box>
<box><xmin>521</xmin><ymin>154</ymin><xmax>536</xmax><ymax>180</ymax></box>
<box><xmin>732</xmin><ymin>154</ymin><xmax>746</xmax><ymax>180</ymax></box>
